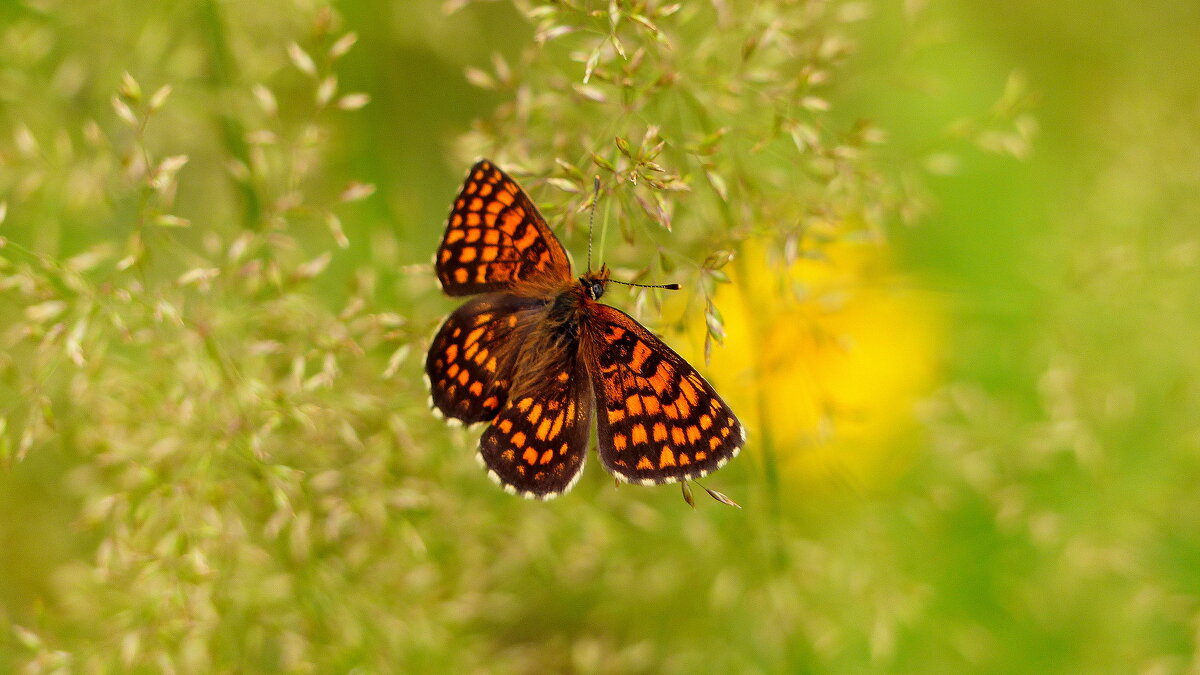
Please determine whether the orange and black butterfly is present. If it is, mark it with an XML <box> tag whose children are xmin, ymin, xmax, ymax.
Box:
<box><xmin>425</xmin><ymin>159</ymin><xmax>744</xmax><ymax>499</ymax></box>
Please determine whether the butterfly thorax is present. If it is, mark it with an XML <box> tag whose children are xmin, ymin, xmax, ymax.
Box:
<box><xmin>543</xmin><ymin>265</ymin><xmax>610</xmax><ymax>346</ymax></box>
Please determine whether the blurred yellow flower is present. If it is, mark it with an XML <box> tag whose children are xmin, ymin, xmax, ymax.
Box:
<box><xmin>666</xmin><ymin>234</ymin><xmax>943</xmax><ymax>492</ymax></box>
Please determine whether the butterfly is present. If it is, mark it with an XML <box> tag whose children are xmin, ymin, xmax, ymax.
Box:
<box><xmin>425</xmin><ymin>159</ymin><xmax>744</xmax><ymax>499</ymax></box>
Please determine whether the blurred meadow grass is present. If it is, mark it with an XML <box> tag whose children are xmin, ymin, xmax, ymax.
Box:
<box><xmin>1</xmin><ymin>0</ymin><xmax>1198</xmax><ymax>672</ymax></box>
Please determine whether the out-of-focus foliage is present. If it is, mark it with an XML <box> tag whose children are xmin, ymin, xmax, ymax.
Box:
<box><xmin>0</xmin><ymin>0</ymin><xmax>1197</xmax><ymax>672</ymax></box>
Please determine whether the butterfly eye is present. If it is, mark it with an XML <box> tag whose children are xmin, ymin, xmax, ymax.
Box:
<box><xmin>590</xmin><ymin>281</ymin><xmax>605</xmax><ymax>300</ymax></box>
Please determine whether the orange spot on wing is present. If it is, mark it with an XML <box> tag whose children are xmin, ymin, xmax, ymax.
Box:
<box><xmin>607</xmin><ymin>408</ymin><xmax>625</xmax><ymax>424</ymax></box>
<box><xmin>512</xmin><ymin>431</ymin><xmax>527</xmax><ymax>448</ymax></box>
<box><xmin>696</xmin><ymin>450</ymin><xmax>708</xmax><ymax>461</ymax></box>
<box><xmin>536</xmin><ymin>419</ymin><xmax>551</xmax><ymax>441</ymax></box>
<box><xmin>522</xmin><ymin>447</ymin><xmax>537</xmax><ymax>464</ymax></box>
<box><xmin>501</xmin><ymin>211</ymin><xmax>522</xmax><ymax>234</ymax></box>
<box><xmin>514</xmin><ymin>224</ymin><xmax>539</xmax><ymax>250</ymax></box>
<box><xmin>678</xmin><ymin>453</ymin><xmax>691</xmax><ymax>465</ymax></box>
<box><xmin>638</xmin><ymin>395</ymin><xmax>659</xmax><ymax>416</ymax></box>
<box><xmin>529</xmin><ymin>404</ymin><xmax>542</xmax><ymax>424</ymax></box>
<box><xmin>540</xmin><ymin>449</ymin><xmax>554</xmax><ymax>465</ymax></box>
<box><xmin>626</xmin><ymin>394</ymin><xmax>643</xmax><ymax>416</ymax></box>
<box><xmin>630</xmin><ymin>341</ymin><xmax>652</xmax><ymax>371</ymax></box>
<box><xmin>469</xmin><ymin>381</ymin><xmax>483</xmax><ymax>396</ymax></box>
<box><xmin>671</xmin><ymin>427</ymin><xmax>686</xmax><ymax>446</ymax></box>
<box><xmin>484</xmin><ymin>396</ymin><xmax>499</xmax><ymax>409</ymax></box>
<box><xmin>679</xmin><ymin>378</ymin><xmax>699</xmax><ymax>406</ymax></box>
<box><xmin>454</xmin><ymin>268</ymin><xmax>468</xmax><ymax>283</ymax></box>
<box><xmin>496</xmin><ymin>189</ymin><xmax>514</xmax><ymax>205</ymax></box>
<box><xmin>659</xmin><ymin>446</ymin><xmax>676</xmax><ymax>467</ymax></box>
<box><xmin>700</xmin><ymin>414</ymin><xmax>712</xmax><ymax>430</ymax></box>
<box><xmin>456</xmin><ymin>370</ymin><xmax>470</xmax><ymax>386</ymax></box>
<box><xmin>652</xmin><ymin>423</ymin><xmax>668</xmax><ymax>442</ymax></box>
<box><xmin>675</xmin><ymin>396</ymin><xmax>691</xmax><ymax>418</ymax></box>
<box><xmin>613</xmin><ymin>433</ymin><xmax>627</xmax><ymax>451</ymax></box>
<box><xmin>686</xmin><ymin>426</ymin><xmax>701</xmax><ymax>444</ymax></box>
<box><xmin>649</xmin><ymin>363</ymin><xmax>671</xmax><ymax>392</ymax></box>
<box><xmin>636</xmin><ymin>456</ymin><xmax>654</xmax><ymax>470</ymax></box>
<box><xmin>631</xmin><ymin>423</ymin><xmax>648</xmax><ymax>445</ymax></box>
<box><xmin>446</xmin><ymin>230</ymin><xmax>465</xmax><ymax>244</ymax></box>
<box><xmin>517</xmin><ymin>397</ymin><xmax>532</xmax><ymax>412</ymax></box>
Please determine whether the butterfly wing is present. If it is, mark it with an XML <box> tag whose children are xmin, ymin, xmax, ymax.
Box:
<box><xmin>436</xmin><ymin>159</ymin><xmax>573</xmax><ymax>296</ymax></box>
<box><xmin>585</xmin><ymin>304</ymin><xmax>744</xmax><ymax>485</ymax></box>
<box><xmin>478</xmin><ymin>354</ymin><xmax>593</xmax><ymax>499</ymax></box>
<box><xmin>425</xmin><ymin>293</ymin><xmax>547</xmax><ymax>425</ymax></box>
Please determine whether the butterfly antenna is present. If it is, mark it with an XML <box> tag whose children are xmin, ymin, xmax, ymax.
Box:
<box><xmin>587</xmin><ymin>175</ymin><xmax>599</xmax><ymax>272</ymax></box>
<box><xmin>589</xmin><ymin>174</ymin><xmax>679</xmax><ymax>291</ymax></box>
<box><xmin>609</xmin><ymin>279</ymin><xmax>682</xmax><ymax>291</ymax></box>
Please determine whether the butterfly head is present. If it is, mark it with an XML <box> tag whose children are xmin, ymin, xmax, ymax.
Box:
<box><xmin>580</xmin><ymin>264</ymin><xmax>611</xmax><ymax>301</ymax></box>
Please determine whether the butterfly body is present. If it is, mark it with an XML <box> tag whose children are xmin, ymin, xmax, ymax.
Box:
<box><xmin>426</xmin><ymin>160</ymin><xmax>743</xmax><ymax>499</ymax></box>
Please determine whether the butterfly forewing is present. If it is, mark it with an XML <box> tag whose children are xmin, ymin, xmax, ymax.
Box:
<box><xmin>436</xmin><ymin>160</ymin><xmax>572</xmax><ymax>296</ymax></box>
<box><xmin>586</xmin><ymin>304</ymin><xmax>744</xmax><ymax>485</ymax></box>
<box><xmin>426</xmin><ymin>293</ymin><xmax>545</xmax><ymax>425</ymax></box>
<box><xmin>478</xmin><ymin>356</ymin><xmax>593</xmax><ymax>499</ymax></box>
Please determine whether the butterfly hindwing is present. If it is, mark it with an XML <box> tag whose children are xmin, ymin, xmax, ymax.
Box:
<box><xmin>425</xmin><ymin>293</ymin><xmax>545</xmax><ymax>425</ymax></box>
<box><xmin>586</xmin><ymin>304</ymin><xmax>744</xmax><ymax>485</ymax></box>
<box><xmin>436</xmin><ymin>160</ymin><xmax>572</xmax><ymax>296</ymax></box>
<box><xmin>478</xmin><ymin>355</ymin><xmax>593</xmax><ymax>499</ymax></box>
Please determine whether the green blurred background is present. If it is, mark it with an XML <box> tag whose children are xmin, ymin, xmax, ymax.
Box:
<box><xmin>1</xmin><ymin>0</ymin><xmax>1198</xmax><ymax>671</ymax></box>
